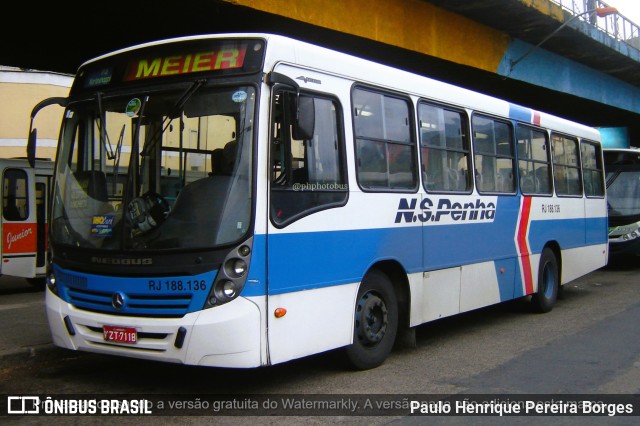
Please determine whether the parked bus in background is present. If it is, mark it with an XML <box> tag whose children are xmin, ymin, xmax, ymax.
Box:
<box><xmin>0</xmin><ymin>157</ymin><xmax>53</xmax><ymax>287</ymax></box>
<box><xmin>604</xmin><ymin>147</ymin><xmax>640</xmax><ymax>257</ymax></box>
<box><xmin>27</xmin><ymin>33</ymin><xmax>608</xmax><ymax>370</ymax></box>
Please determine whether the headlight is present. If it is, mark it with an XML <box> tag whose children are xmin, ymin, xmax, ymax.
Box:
<box><xmin>47</xmin><ymin>271</ymin><xmax>58</xmax><ymax>295</ymax></box>
<box><xmin>226</xmin><ymin>259</ymin><xmax>247</xmax><ymax>277</ymax></box>
<box><xmin>204</xmin><ymin>238</ymin><xmax>253</xmax><ymax>308</ymax></box>
<box><xmin>609</xmin><ymin>223</ymin><xmax>640</xmax><ymax>242</ymax></box>
<box><xmin>222</xmin><ymin>280</ymin><xmax>238</xmax><ymax>298</ymax></box>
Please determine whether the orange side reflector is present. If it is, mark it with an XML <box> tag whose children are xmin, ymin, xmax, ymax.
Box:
<box><xmin>274</xmin><ymin>308</ymin><xmax>287</xmax><ymax>318</ymax></box>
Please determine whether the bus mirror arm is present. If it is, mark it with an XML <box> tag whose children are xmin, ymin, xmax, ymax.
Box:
<box><xmin>27</xmin><ymin>96</ymin><xmax>68</xmax><ymax>167</ymax></box>
<box><xmin>266</xmin><ymin>72</ymin><xmax>315</xmax><ymax>140</ymax></box>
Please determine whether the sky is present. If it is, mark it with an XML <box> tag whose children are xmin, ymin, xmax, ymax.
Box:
<box><xmin>605</xmin><ymin>0</ymin><xmax>640</xmax><ymax>23</ymax></box>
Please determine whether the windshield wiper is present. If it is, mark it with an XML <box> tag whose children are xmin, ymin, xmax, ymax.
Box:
<box><xmin>111</xmin><ymin>124</ymin><xmax>126</xmax><ymax>195</ymax></box>
<box><xmin>96</xmin><ymin>92</ymin><xmax>117</xmax><ymax>160</ymax></box>
<box><xmin>140</xmin><ymin>79</ymin><xmax>206</xmax><ymax>157</ymax></box>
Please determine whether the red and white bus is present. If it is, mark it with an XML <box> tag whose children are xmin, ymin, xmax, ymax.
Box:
<box><xmin>1</xmin><ymin>157</ymin><xmax>53</xmax><ymax>287</ymax></box>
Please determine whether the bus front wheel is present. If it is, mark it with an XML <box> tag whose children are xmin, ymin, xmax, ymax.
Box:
<box><xmin>530</xmin><ymin>247</ymin><xmax>559</xmax><ymax>313</ymax></box>
<box><xmin>345</xmin><ymin>269</ymin><xmax>398</xmax><ymax>370</ymax></box>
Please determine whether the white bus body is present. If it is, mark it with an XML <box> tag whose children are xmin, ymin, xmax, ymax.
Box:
<box><xmin>35</xmin><ymin>34</ymin><xmax>607</xmax><ymax>369</ymax></box>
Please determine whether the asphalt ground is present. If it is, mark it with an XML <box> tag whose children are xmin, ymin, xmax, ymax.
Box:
<box><xmin>0</xmin><ymin>275</ymin><xmax>55</xmax><ymax>367</ymax></box>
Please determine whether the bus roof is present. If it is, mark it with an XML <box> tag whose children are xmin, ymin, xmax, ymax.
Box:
<box><xmin>77</xmin><ymin>33</ymin><xmax>601</xmax><ymax>142</ymax></box>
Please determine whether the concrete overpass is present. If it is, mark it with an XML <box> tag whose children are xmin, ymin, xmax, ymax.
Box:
<box><xmin>2</xmin><ymin>0</ymin><xmax>639</xmax><ymax>145</ymax></box>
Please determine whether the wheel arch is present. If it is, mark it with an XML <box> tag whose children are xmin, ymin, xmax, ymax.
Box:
<box><xmin>362</xmin><ymin>259</ymin><xmax>411</xmax><ymax>330</ymax></box>
<box><xmin>542</xmin><ymin>240</ymin><xmax>562</xmax><ymax>283</ymax></box>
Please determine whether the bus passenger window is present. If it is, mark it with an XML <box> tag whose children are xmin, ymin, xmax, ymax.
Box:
<box><xmin>581</xmin><ymin>141</ymin><xmax>604</xmax><ymax>197</ymax></box>
<box><xmin>353</xmin><ymin>88</ymin><xmax>417</xmax><ymax>191</ymax></box>
<box><xmin>552</xmin><ymin>133</ymin><xmax>582</xmax><ymax>196</ymax></box>
<box><xmin>472</xmin><ymin>115</ymin><xmax>515</xmax><ymax>194</ymax></box>
<box><xmin>3</xmin><ymin>169</ymin><xmax>29</xmax><ymax>221</ymax></box>
<box><xmin>270</xmin><ymin>90</ymin><xmax>347</xmax><ymax>226</ymax></box>
<box><xmin>516</xmin><ymin>125</ymin><xmax>552</xmax><ymax>195</ymax></box>
<box><xmin>418</xmin><ymin>102</ymin><xmax>470</xmax><ymax>193</ymax></box>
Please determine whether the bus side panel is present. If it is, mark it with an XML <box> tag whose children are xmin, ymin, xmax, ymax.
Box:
<box><xmin>410</xmin><ymin>268</ymin><xmax>460</xmax><ymax>325</ymax></box>
<box><xmin>559</xmin><ymin>244</ymin><xmax>608</xmax><ymax>283</ymax></box>
<box><xmin>422</xmin><ymin>195</ymin><xmax>516</xmax><ymax>270</ymax></box>
<box><xmin>266</xmin><ymin>284</ymin><xmax>358</xmax><ymax>365</ymax></box>
<box><xmin>266</xmin><ymin>193</ymin><xmax>422</xmax><ymax>365</ymax></box>
<box><xmin>460</xmin><ymin>259</ymin><xmax>515</xmax><ymax>313</ymax></box>
<box><xmin>585</xmin><ymin>196</ymin><xmax>609</xmax><ymax>252</ymax></box>
<box><xmin>1</xmin><ymin>222</ymin><xmax>38</xmax><ymax>278</ymax></box>
<box><xmin>526</xmin><ymin>196</ymin><xmax>607</xmax><ymax>284</ymax></box>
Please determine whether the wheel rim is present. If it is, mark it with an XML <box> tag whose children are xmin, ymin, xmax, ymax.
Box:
<box><xmin>541</xmin><ymin>261</ymin><xmax>556</xmax><ymax>299</ymax></box>
<box><xmin>354</xmin><ymin>291</ymin><xmax>388</xmax><ymax>346</ymax></box>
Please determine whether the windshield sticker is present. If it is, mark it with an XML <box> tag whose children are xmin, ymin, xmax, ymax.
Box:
<box><xmin>232</xmin><ymin>91</ymin><xmax>248</xmax><ymax>103</ymax></box>
<box><xmin>125</xmin><ymin>98</ymin><xmax>142</xmax><ymax>117</ymax></box>
<box><xmin>91</xmin><ymin>215</ymin><xmax>115</xmax><ymax>238</ymax></box>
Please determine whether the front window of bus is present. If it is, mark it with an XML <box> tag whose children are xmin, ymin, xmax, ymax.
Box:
<box><xmin>606</xmin><ymin>168</ymin><xmax>640</xmax><ymax>219</ymax></box>
<box><xmin>51</xmin><ymin>85</ymin><xmax>254</xmax><ymax>251</ymax></box>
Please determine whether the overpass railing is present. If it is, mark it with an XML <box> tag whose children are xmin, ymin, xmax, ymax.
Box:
<box><xmin>551</xmin><ymin>0</ymin><xmax>640</xmax><ymax>51</ymax></box>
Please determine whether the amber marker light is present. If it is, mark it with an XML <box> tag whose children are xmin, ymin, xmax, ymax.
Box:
<box><xmin>274</xmin><ymin>308</ymin><xmax>287</xmax><ymax>318</ymax></box>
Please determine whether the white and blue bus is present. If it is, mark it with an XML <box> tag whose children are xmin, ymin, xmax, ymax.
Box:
<box><xmin>28</xmin><ymin>33</ymin><xmax>608</xmax><ymax>370</ymax></box>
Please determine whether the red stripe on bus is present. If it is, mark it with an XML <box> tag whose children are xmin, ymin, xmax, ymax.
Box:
<box><xmin>517</xmin><ymin>196</ymin><xmax>534</xmax><ymax>294</ymax></box>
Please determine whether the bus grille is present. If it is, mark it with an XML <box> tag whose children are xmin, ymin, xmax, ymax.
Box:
<box><xmin>66</xmin><ymin>287</ymin><xmax>193</xmax><ymax>318</ymax></box>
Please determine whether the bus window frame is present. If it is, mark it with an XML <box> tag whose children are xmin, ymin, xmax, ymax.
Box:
<box><xmin>417</xmin><ymin>99</ymin><xmax>472</xmax><ymax>195</ymax></box>
<box><xmin>515</xmin><ymin>123</ymin><xmax>553</xmax><ymax>197</ymax></box>
<box><xmin>2</xmin><ymin>168</ymin><xmax>29</xmax><ymax>222</ymax></box>
<box><xmin>470</xmin><ymin>112</ymin><xmax>517</xmax><ymax>196</ymax></box>
<box><xmin>352</xmin><ymin>85</ymin><xmax>419</xmax><ymax>193</ymax></box>
<box><xmin>551</xmin><ymin>131</ymin><xmax>583</xmax><ymax>198</ymax></box>
<box><xmin>269</xmin><ymin>86</ymin><xmax>349</xmax><ymax>228</ymax></box>
<box><xmin>581</xmin><ymin>139</ymin><xmax>606</xmax><ymax>198</ymax></box>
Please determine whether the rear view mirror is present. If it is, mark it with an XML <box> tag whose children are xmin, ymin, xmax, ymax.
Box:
<box><xmin>292</xmin><ymin>95</ymin><xmax>315</xmax><ymax>140</ymax></box>
<box><xmin>27</xmin><ymin>96</ymin><xmax>67</xmax><ymax>167</ymax></box>
<box><xmin>27</xmin><ymin>129</ymin><xmax>37</xmax><ymax>168</ymax></box>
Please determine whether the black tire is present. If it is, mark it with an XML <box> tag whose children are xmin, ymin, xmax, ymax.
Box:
<box><xmin>530</xmin><ymin>247</ymin><xmax>559</xmax><ymax>313</ymax></box>
<box><xmin>345</xmin><ymin>269</ymin><xmax>398</xmax><ymax>370</ymax></box>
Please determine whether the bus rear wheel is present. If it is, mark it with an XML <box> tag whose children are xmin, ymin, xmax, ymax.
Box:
<box><xmin>530</xmin><ymin>247</ymin><xmax>559</xmax><ymax>313</ymax></box>
<box><xmin>345</xmin><ymin>269</ymin><xmax>398</xmax><ymax>370</ymax></box>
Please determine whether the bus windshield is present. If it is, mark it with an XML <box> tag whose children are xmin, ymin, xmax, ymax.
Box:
<box><xmin>605</xmin><ymin>149</ymin><xmax>640</xmax><ymax>221</ymax></box>
<box><xmin>607</xmin><ymin>170</ymin><xmax>640</xmax><ymax>217</ymax></box>
<box><xmin>51</xmin><ymin>85</ymin><xmax>255</xmax><ymax>251</ymax></box>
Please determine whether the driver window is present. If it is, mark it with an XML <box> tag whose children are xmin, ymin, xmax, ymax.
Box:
<box><xmin>270</xmin><ymin>89</ymin><xmax>347</xmax><ymax>226</ymax></box>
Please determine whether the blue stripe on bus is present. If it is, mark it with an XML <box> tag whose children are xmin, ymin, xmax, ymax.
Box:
<box><xmin>260</xmin><ymin>214</ymin><xmax>606</xmax><ymax>298</ymax></box>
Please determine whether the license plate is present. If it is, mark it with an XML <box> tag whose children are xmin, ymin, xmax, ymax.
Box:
<box><xmin>103</xmin><ymin>325</ymin><xmax>137</xmax><ymax>344</ymax></box>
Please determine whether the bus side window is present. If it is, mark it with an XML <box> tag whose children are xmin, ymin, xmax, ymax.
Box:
<box><xmin>270</xmin><ymin>90</ymin><xmax>347</xmax><ymax>226</ymax></box>
<box><xmin>419</xmin><ymin>101</ymin><xmax>470</xmax><ymax>193</ymax></box>
<box><xmin>472</xmin><ymin>114</ymin><xmax>515</xmax><ymax>194</ymax></box>
<box><xmin>516</xmin><ymin>124</ymin><xmax>552</xmax><ymax>195</ymax></box>
<box><xmin>3</xmin><ymin>168</ymin><xmax>29</xmax><ymax>221</ymax></box>
<box><xmin>552</xmin><ymin>133</ymin><xmax>582</xmax><ymax>196</ymax></box>
<box><xmin>353</xmin><ymin>88</ymin><xmax>417</xmax><ymax>191</ymax></box>
<box><xmin>581</xmin><ymin>141</ymin><xmax>604</xmax><ymax>197</ymax></box>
